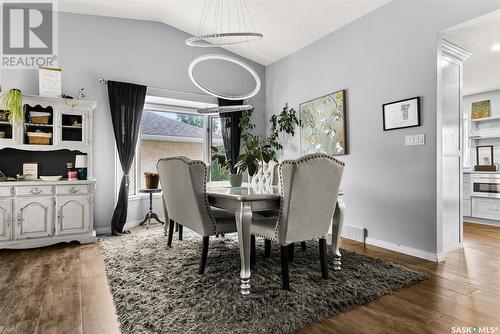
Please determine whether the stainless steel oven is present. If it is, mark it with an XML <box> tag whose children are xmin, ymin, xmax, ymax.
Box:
<box><xmin>471</xmin><ymin>174</ymin><xmax>500</xmax><ymax>199</ymax></box>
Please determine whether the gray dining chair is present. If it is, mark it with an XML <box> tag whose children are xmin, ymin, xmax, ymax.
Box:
<box><xmin>250</xmin><ymin>153</ymin><xmax>344</xmax><ymax>290</ymax></box>
<box><xmin>157</xmin><ymin>156</ymin><xmax>237</xmax><ymax>274</ymax></box>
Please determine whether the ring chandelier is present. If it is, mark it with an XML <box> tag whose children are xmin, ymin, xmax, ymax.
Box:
<box><xmin>186</xmin><ymin>32</ymin><xmax>263</xmax><ymax>47</ymax></box>
<box><xmin>196</xmin><ymin>104</ymin><xmax>254</xmax><ymax>114</ymax></box>
<box><xmin>188</xmin><ymin>54</ymin><xmax>261</xmax><ymax>101</ymax></box>
<box><xmin>185</xmin><ymin>0</ymin><xmax>263</xmax><ymax>48</ymax></box>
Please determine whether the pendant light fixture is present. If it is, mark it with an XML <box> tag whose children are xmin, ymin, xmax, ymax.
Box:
<box><xmin>186</xmin><ymin>0</ymin><xmax>263</xmax><ymax>48</ymax></box>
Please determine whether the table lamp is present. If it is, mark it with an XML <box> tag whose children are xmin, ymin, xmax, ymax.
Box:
<box><xmin>75</xmin><ymin>154</ymin><xmax>88</xmax><ymax>180</ymax></box>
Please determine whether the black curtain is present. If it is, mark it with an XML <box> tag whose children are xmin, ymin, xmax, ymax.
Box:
<box><xmin>218</xmin><ymin>98</ymin><xmax>244</xmax><ymax>174</ymax></box>
<box><xmin>108</xmin><ymin>81</ymin><xmax>147</xmax><ymax>235</ymax></box>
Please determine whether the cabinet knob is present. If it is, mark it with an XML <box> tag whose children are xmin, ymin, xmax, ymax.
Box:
<box><xmin>30</xmin><ymin>187</ymin><xmax>41</xmax><ymax>195</ymax></box>
<box><xmin>69</xmin><ymin>187</ymin><xmax>78</xmax><ymax>194</ymax></box>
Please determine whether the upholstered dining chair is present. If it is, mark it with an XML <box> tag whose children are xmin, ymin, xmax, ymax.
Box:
<box><xmin>249</xmin><ymin>160</ymin><xmax>278</xmax><ymax>186</ymax></box>
<box><xmin>250</xmin><ymin>153</ymin><xmax>344</xmax><ymax>290</ymax></box>
<box><xmin>156</xmin><ymin>156</ymin><xmax>237</xmax><ymax>274</ymax></box>
<box><xmin>248</xmin><ymin>160</ymin><xmax>279</xmax><ymax>259</ymax></box>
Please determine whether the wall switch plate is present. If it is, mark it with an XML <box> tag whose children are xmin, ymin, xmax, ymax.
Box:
<box><xmin>405</xmin><ymin>134</ymin><xmax>425</xmax><ymax>146</ymax></box>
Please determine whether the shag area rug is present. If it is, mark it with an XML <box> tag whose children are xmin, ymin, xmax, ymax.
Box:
<box><xmin>99</xmin><ymin>228</ymin><xmax>427</xmax><ymax>334</ymax></box>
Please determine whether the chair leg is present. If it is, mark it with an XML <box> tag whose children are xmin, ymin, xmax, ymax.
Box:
<box><xmin>175</xmin><ymin>223</ymin><xmax>179</xmax><ymax>232</ymax></box>
<box><xmin>178</xmin><ymin>224</ymin><xmax>183</xmax><ymax>240</ymax></box>
<box><xmin>264</xmin><ymin>239</ymin><xmax>271</xmax><ymax>258</ymax></box>
<box><xmin>288</xmin><ymin>243</ymin><xmax>295</xmax><ymax>262</ymax></box>
<box><xmin>199</xmin><ymin>236</ymin><xmax>209</xmax><ymax>275</ymax></box>
<box><xmin>281</xmin><ymin>245</ymin><xmax>290</xmax><ymax>290</ymax></box>
<box><xmin>250</xmin><ymin>235</ymin><xmax>256</xmax><ymax>266</ymax></box>
<box><xmin>167</xmin><ymin>220</ymin><xmax>174</xmax><ymax>248</ymax></box>
<box><xmin>319</xmin><ymin>238</ymin><xmax>328</xmax><ymax>279</ymax></box>
<box><xmin>301</xmin><ymin>241</ymin><xmax>307</xmax><ymax>251</ymax></box>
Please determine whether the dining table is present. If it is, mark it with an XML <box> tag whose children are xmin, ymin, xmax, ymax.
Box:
<box><xmin>206</xmin><ymin>181</ymin><xmax>345</xmax><ymax>295</ymax></box>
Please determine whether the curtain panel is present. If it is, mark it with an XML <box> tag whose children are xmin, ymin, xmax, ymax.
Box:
<box><xmin>108</xmin><ymin>81</ymin><xmax>147</xmax><ymax>235</ymax></box>
<box><xmin>218</xmin><ymin>98</ymin><xmax>244</xmax><ymax>174</ymax></box>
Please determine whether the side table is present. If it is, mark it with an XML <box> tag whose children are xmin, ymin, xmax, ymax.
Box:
<box><xmin>139</xmin><ymin>188</ymin><xmax>164</xmax><ymax>228</ymax></box>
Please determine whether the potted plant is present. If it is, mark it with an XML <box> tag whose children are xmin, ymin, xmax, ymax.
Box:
<box><xmin>1</xmin><ymin>88</ymin><xmax>23</xmax><ymax>126</ymax></box>
<box><xmin>211</xmin><ymin>146</ymin><xmax>243</xmax><ymax>187</ymax></box>
<box><xmin>236</xmin><ymin>103</ymin><xmax>301</xmax><ymax>177</ymax></box>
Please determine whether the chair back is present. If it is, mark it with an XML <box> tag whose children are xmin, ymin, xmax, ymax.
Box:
<box><xmin>277</xmin><ymin>154</ymin><xmax>344</xmax><ymax>244</ymax></box>
<box><xmin>156</xmin><ymin>156</ymin><xmax>215</xmax><ymax>236</ymax></box>
<box><xmin>249</xmin><ymin>161</ymin><xmax>278</xmax><ymax>186</ymax></box>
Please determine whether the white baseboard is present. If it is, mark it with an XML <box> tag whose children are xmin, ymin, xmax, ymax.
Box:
<box><xmin>464</xmin><ymin>217</ymin><xmax>500</xmax><ymax>227</ymax></box>
<box><xmin>364</xmin><ymin>237</ymin><xmax>439</xmax><ymax>262</ymax></box>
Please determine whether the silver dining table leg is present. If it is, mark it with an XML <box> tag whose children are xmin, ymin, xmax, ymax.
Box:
<box><xmin>331</xmin><ymin>195</ymin><xmax>346</xmax><ymax>270</ymax></box>
<box><xmin>235</xmin><ymin>201</ymin><xmax>252</xmax><ymax>295</ymax></box>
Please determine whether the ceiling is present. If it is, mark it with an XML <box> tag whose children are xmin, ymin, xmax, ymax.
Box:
<box><xmin>443</xmin><ymin>9</ymin><xmax>500</xmax><ymax>96</ymax></box>
<box><xmin>58</xmin><ymin>0</ymin><xmax>390</xmax><ymax>65</ymax></box>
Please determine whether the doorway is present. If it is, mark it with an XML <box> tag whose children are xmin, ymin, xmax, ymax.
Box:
<box><xmin>437</xmin><ymin>9</ymin><xmax>500</xmax><ymax>259</ymax></box>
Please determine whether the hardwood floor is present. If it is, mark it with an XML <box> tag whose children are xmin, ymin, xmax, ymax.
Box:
<box><xmin>0</xmin><ymin>222</ymin><xmax>499</xmax><ymax>334</ymax></box>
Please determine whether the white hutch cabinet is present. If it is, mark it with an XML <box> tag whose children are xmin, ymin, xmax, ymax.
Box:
<box><xmin>0</xmin><ymin>95</ymin><xmax>97</xmax><ymax>249</ymax></box>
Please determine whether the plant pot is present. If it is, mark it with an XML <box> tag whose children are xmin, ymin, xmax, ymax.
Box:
<box><xmin>144</xmin><ymin>172</ymin><xmax>159</xmax><ymax>189</ymax></box>
<box><xmin>229</xmin><ymin>174</ymin><xmax>243</xmax><ymax>187</ymax></box>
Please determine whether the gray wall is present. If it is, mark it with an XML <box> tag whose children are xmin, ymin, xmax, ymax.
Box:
<box><xmin>265</xmin><ymin>0</ymin><xmax>500</xmax><ymax>255</ymax></box>
<box><xmin>0</xmin><ymin>12</ymin><xmax>266</xmax><ymax>231</ymax></box>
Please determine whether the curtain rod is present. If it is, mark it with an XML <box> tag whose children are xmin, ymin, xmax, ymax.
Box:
<box><xmin>97</xmin><ymin>77</ymin><xmax>213</xmax><ymax>98</ymax></box>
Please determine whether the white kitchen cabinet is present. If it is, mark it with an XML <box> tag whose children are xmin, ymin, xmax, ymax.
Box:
<box><xmin>56</xmin><ymin>195</ymin><xmax>90</xmax><ymax>236</ymax></box>
<box><xmin>14</xmin><ymin>197</ymin><xmax>54</xmax><ymax>239</ymax></box>
<box><xmin>472</xmin><ymin>197</ymin><xmax>500</xmax><ymax>221</ymax></box>
<box><xmin>0</xmin><ymin>199</ymin><xmax>12</xmax><ymax>241</ymax></box>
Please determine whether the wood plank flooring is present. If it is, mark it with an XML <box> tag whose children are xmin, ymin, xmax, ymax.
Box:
<box><xmin>0</xmin><ymin>222</ymin><xmax>499</xmax><ymax>334</ymax></box>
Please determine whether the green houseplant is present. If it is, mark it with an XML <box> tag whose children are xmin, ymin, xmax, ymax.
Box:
<box><xmin>236</xmin><ymin>104</ymin><xmax>301</xmax><ymax>177</ymax></box>
<box><xmin>211</xmin><ymin>146</ymin><xmax>243</xmax><ymax>187</ymax></box>
<box><xmin>1</xmin><ymin>88</ymin><xmax>23</xmax><ymax>126</ymax></box>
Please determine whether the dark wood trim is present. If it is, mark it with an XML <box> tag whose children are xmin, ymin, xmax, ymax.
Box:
<box><xmin>178</xmin><ymin>225</ymin><xmax>183</xmax><ymax>240</ymax></box>
<box><xmin>280</xmin><ymin>245</ymin><xmax>290</xmax><ymax>290</ymax></box>
<box><xmin>288</xmin><ymin>243</ymin><xmax>295</xmax><ymax>262</ymax></box>
<box><xmin>250</xmin><ymin>235</ymin><xmax>256</xmax><ymax>266</ymax></box>
<box><xmin>167</xmin><ymin>220</ymin><xmax>174</xmax><ymax>247</ymax></box>
<box><xmin>319</xmin><ymin>238</ymin><xmax>328</xmax><ymax>279</ymax></box>
<box><xmin>264</xmin><ymin>239</ymin><xmax>271</xmax><ymax>258</ymax></box>
<box><xmin>198</xmin><ymin>236</ymin><xmax>209</xmax><ymax>275</ymax></box>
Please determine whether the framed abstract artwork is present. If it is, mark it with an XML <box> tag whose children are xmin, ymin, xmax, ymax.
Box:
<box><xmin>382</xmin><ymin>96</ymin><xmax>421</xmax><ymax>131</ymax></box>
<box><xmin>299</xmin><ymin>90</ymin><xmax>347</xmax><ymax>156</ymax></box>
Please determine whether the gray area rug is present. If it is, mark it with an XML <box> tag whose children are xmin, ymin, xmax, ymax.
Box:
<box><xmin>99</xmin><ymin>228</ymin><xmax>427</xmax><ymax>334</ymax></box>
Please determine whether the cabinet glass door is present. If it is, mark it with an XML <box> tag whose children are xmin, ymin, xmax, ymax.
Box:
<box><xmin>61</xmin><ymin>113</ymin><xmax>85</xmax><ymax>143</ymax></box>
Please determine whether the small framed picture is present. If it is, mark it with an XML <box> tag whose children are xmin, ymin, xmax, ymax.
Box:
<box><xmin>476</xmin><ymin>146</ymin><xmax>494</xmax><ymax>166</ymax></box>
<box><xmin>383</xmin><ymin>97</ymin><xmax>421</xmax><ymax>131</ymax></box>
<box><xmin>23</xmin><ymin>163</ymin><xmax>39</xmax><ymax>180</ymax></box>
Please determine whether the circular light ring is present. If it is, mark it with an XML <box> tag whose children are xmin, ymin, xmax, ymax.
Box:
<box><xmin>186</xmin><ymin>32</ymin><xmax>263</xmax><ymax>47</ymax></box>
<box><xmin>188</xmin><ymin>54</ymin><xmax>261</xmax><ymax>101</ymax></box>
<box><xmin>197</xmin><ymin>104</ymin><xmax>254</xmax><ymax>114</ymax></box>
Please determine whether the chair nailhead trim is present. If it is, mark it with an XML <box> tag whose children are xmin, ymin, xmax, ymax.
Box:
<box><xmin>274</xmin><ymin>153</ymin><xmax>345</xmax><ymax>241</ymax></box>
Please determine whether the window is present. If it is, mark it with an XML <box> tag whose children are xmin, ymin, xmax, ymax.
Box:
<box><xmin>140</xmin><ymin>110</ymin><xmax>205</xmax><ymax>189</ymax></box>
<box><xmin>115</xmin><ymin>98</ymin><xmax>224</xmax><ymax>199</ymax></box>
<box><xmin>210</xmin><ymin>117</ymin><xmax>230</xmax><ymax>181</ymax></box>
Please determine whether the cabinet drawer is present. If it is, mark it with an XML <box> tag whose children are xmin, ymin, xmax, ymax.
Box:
<box><xmin>56</xmin><ymin>185</ymin><xmax>89</xmax><ymax>195</ymax></box>
<box><xmin>472</xmin><ymin>197</ymin><xmax>500</xmax><ymax>221</ymax></box>
<box><xmin>16</xmin><ymin>186</ymin><xmax>53</xmax><ymax>197</ymax></box>
<box><xmin>0</xmin><ymin>187</ymin><xmax>13</xmax><ymax>198</ymax></box>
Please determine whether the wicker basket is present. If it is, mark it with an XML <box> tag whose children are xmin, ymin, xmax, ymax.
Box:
<box><xmin>144</xmin><ymin>172</ymin><xmax>159</xmax><ymax>189</ymax></box>
<box><xmin>27</xmin><ymin>131</ymin><xmax>52</xmax><ymax>145</ymax></box>
<box><xmin>30</xmin><ymin>111</ymin><xmax>51</xmax><ymax>125</ymax></box>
